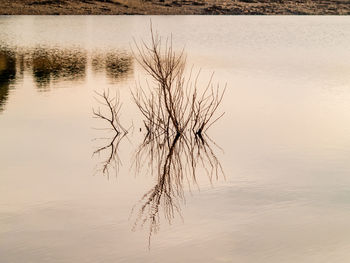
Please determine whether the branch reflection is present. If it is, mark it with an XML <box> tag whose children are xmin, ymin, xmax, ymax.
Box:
<box><xmin>93</xmin><ymin>133</ymin><xmax>126</xmax><ymax>179</ymax></box>
<box><xmin>131</xmin><ymin>129</ymin><xmax>224</xmax><ymax>246</ymax></box>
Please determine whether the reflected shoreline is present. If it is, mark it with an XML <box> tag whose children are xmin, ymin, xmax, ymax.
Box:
<box><xmin>0</xmin><ymin>48</ymin><xmax>16</xmax><ymax>113</ymax></box>
<box><xmin>0</xmin><ymin>46</ymin><xmax>133</xmax><ymax>113</ymax></box>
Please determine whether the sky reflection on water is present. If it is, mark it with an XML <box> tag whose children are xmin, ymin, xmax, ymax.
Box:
<box><xmin>1</xmin><ymin>16</ymin><xmax>350</xmax><ymax>263</ymax></box>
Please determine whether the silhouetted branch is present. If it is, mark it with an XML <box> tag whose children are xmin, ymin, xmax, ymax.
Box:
<box><xmin>132</xmin><ymin>26</ymin><xmax>225</xmax><ymax>138</ymax></box>
<box><xmin>93</xmin><ymin>89</ymin><xmax>128</xmax><ymax>134</ymax></box>
<box><xmin>92</xmin><ymin>89</ymin><xmax>128</xmax><ymax>177</ymax></box>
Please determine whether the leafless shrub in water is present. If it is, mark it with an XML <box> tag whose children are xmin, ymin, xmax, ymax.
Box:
<box><xmin>132</xmin><ymin>27</ymin><xmax>194</xmax><ymax>135</ymax></box>
<box><xmin>191</xmin><ymin>75</ymin><xmax>226</xmax><ymax>136</ymax></box>
<box><xmin>92</xmin><ymin>89</ymin><xmax>129</xmax><ymax>177</ymax></box>
<box><xmin>130</xmin><ymin>27</ymin><xmax>226</xmax><ymax>246</ymax></box>
<box><xmin>93</xmin><ymin>89</ymin><xmax>127</xmax><ymax>134</ymax></box>
<box><xmin>132</xmin><ymin>26</ymin><xmax>225</xmax><ymax>137</ymax></box>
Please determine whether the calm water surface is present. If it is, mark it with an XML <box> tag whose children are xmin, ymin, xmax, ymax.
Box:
<box><xmin>1</xmin><ymin>16</ymin><xmax>350</xmax><ymax>262</ymax></box>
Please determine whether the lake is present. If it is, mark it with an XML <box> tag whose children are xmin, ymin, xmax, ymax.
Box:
<box><xmin>1</xmin><ymin>16</ymin><xmax>350</xmax><ymax>263</ymax></box>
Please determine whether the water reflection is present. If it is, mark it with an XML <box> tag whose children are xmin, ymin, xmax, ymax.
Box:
<box><xmin>132</xmin><ymin>130</ymin><xmax>223</xmax><ymax>245</ymax></box>
<box><xmin>93</xmin><ymin>134</ymin><xmax>125</xmax><ymax>179</ymax></box>
<box><xmin>0</xmin><ymin>49</ymin><xmax>16</xmax><ymax>113</ymax></box>
<box><xmin>92</xmin><ymin>90</ymin><xmax>130</xmax><ymax>178</ymax></box>
<box><xmin>0</xmin><ymin>46</ymin><xmax>133</xmax><ymax>101</ymax></box>
<box><xmin>92</xmin><ymin>52</ymin><xmax>133</xmax><ymax>82</ymax></box>
<box><xmin>91</xmin><ymin>30</ymin><xmax>226</xmax><ymax>246</ymax></box>
<box><xmin>31</xmin><ymin>48</ymin><xmax>87</xmax><ymax>91</ymax></box>
<box><xmin>92</xmin><ymin>97</ymin><xmax>224</xmax><ymax>245</ymax></box>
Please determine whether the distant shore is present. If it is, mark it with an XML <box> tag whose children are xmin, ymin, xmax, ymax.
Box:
<box><xmin>1</xmin><ymin>0</ymin><xmax>350</xmax><ymax>15</ymax></box>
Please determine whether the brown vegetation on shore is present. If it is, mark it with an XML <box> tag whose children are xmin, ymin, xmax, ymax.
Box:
<box><xmin>1</xmin><ymin>0</ymin><xmax>350</xmax><ymax>15</ymax></box>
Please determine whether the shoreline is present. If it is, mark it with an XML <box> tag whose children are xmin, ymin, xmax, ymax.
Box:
<box><xmin>1</xmin><ymin>0</ymin><xmax>350</xmax><ymax>15</ymax></box>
